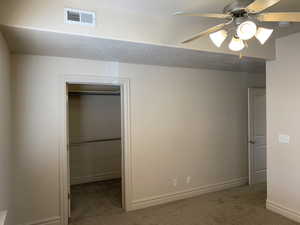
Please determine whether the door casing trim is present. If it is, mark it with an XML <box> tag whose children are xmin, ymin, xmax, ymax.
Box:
<box><xmin>59</xmin><ymin>75</ymin><xmax>133</xmax><ymax>225</ymax></box>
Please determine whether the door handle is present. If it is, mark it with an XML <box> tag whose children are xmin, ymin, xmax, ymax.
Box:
<box><xmin>249</xmin><ymin>140</ymin><xmax>256</xmax><ymax>144</ymax></box>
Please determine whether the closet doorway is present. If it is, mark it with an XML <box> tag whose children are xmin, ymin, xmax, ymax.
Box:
<box><xmin>67</xmin><ymin>84</ymin><xmax>123</xmax><ymax>223</ymax></box>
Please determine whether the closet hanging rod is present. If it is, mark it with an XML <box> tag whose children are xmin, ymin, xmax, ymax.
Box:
<box><xmin>68</xmin><ymin>91</ymin><xmax>120</xmax><ymax>96</ymax></box>
<box><xmin>70</xmin><ymin>138</ymin><xmax>121</xmax><ymax>146</ymax></box>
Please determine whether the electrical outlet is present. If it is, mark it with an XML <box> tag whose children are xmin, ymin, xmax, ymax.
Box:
<box><xmin>279</xmin><ymin>134</ymin><xmax>290</xmax><ymax>144</ymax></box>
<box><xmin>186</xmin><ymin>176</ymin><xmax>191</xmax><ymax>184</ymax></box>
<box><xmin>173</xmin><ymin>178</ymin><xmax>177</xmax><ymax>187</ymax></box>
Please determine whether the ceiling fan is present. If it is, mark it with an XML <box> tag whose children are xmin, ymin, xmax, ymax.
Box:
<box><xmin>175</xmin><ymin>0</ymin><xmax>300</xmax><ymax>52</ymax></box>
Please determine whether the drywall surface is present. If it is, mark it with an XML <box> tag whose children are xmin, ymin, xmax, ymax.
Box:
<box><xmin>0</xmin><ymin>32</ymin><xmax>11</xmax><ymax>222</ymax></box>
<box><xmin>119</xmin><ymin>62</ymin><xmax>265</xmax><ymax>200</ymax></box>
<box><xmin>266</xmin><ymin>32</ymin><xmax>300</xmax><ymax>222</ymax></box>
<box><xmin>11</xmin><ymin>54</ymin><xmax>265</xmax><ymax>225</ymax></box>
<box><xmin>11</xmin><ymin>55</ymin><xmax>118</xmax><ymax>225</ymax></box>
<box><xmin>0</xmin><ymin>26</ymin><xmax>266</xmax><ymax>74</ymax></box>
<box><xmin>69</xmin><ymin>94</ymin><xmax>121</xmax><ymax>185</ymax></box>
<box><xmin>0</xmin><ymin>0</ymin><xmax>275</xmax><ymax>59</ymax></box>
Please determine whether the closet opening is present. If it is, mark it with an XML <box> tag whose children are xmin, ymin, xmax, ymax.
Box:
<box><xmin>67</xmin><ymin>84</ymin><xmax>124</xmax><ymax>223</ymax></box>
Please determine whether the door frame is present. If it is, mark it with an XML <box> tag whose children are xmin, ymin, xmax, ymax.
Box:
<box><xmin>59</xmin><ymin>74</ymin><xmax>133</xmax><ymax>225</ymax></box>
<box><xmin>247</xmin><ymin>87</ymin><xmax>266</xmax><ymax>185</ymax></box>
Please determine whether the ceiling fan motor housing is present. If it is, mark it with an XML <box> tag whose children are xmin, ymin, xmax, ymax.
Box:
<box><xmin>223</xmin><ymin>0</ymin><xmax>255</xmax><ymax>16</ymax></box>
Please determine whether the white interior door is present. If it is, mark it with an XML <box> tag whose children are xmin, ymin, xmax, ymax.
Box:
<box><xmin>248</xmin><ymin>88</ymin><xmax>267</xmax><ymax>185</ymax></box>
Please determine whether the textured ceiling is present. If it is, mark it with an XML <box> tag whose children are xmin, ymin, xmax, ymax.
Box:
<box><xmin>81</xmin><ymin>0</ymin><xmax>300</xmax><ymax>16</ymax></box>
<box><xmin>1</xmin><ymin>25</ymin><xmax>265</xmax><ymax>73</ymax></box>
<box><xmin>93</xmin><ymin>0</ymin><xmax>300</xmax><ymax>38</ymax></box>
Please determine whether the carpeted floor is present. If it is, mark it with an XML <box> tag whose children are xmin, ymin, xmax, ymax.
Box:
<box><xmin>70</xmin><ymin>180</ymin><xmax>299</xmax><ymax>225</ymax></box>
<box><xmin>70</xmin><ymin>179</ymin><xmax>123</xmax><ymax>222</ymax></box>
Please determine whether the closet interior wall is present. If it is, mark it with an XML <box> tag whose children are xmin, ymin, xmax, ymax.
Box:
<box><xmin>68</xmin><ymin>86</ymin><xmax>122</xmax><ymax>185</ymax></box>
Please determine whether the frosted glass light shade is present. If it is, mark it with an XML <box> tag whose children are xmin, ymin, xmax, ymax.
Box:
<box><xmin>209</xmin><ymin>30</ymin><xmax>228</xmax><ymax>48</ymax></box>
<box><xmin>255</xmin><ymin>27</ymin><xmax>274</xmax><ymax>45</ymax></box>
<box><xmin>237</xmin><ymin>21</ymin><xmax>257</xmax><ymax>40</ymax></box>
<box><xmin>229</xmin><ymin>36</ymin><xmax>245</xmax><ymax>51</ymax></box>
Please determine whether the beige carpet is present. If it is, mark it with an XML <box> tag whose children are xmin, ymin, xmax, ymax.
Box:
<box><xmin>70</xmin><ymin>180</ymin><xmax>299</xmax><ymax>225</ymax></box>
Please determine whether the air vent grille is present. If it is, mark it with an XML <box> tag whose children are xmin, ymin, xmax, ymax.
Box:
<box><xmin>64</xmin><ymin>8</ymin><xmax>96</xmax><ymax>26</ymax></box>
<box><xmin>67</xmin><ymin>11</ymin><xmax>80</xmax><ymax>22</ymax></box>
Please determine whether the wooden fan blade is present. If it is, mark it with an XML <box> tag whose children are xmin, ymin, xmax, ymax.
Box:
<box><xmin>174</xmin><ymin>12</ymin><xmax>231</xmax><ymax>19</ymax></box>
<box><xmin>257</xmin><ymin>12</ymin><xmax>300</xmax><ymax>22</ymax></box>
<box><xmin>246</xmin><ymin>0</ymin><xmax>281</xmax><ymax>13</ymax></box>
<box><xmin>182</xmin><ymin>23</ymin><xmax>226</xmax><ymax>44</ymax></box>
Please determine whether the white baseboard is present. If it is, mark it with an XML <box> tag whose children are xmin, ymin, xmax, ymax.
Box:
<box><xmin>253</xmin><ymin>169</ymin><xmax>266</xmax><ymax>184</ymax></box>
<box><xmin>71</xmin><ymin>171</ymin><xmax>121</xmax><ymax>185</ymax></box>
<box><xmin>19</xmin><ymin>217</ymin><xmax>60</xmax><ymax>225</ymax></box>
<box><xmin>266</xmin><ymin>200</ymin><xmax>300</xmax><ymax>223</ymax></box>
<box><xmin>131</xmin><ymin>177</ymin><xmax>248</xmax><ymax>211</ymax></box>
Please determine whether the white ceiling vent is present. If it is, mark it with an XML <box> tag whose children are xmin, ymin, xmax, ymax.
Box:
<box><xmin>64</xmin><ymin>8</ymin><xmax>96</xmax><ymax>26</ymax></box>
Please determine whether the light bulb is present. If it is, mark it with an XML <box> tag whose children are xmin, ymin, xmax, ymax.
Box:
<box><xmin>209</xmin><ymin>30</ymin><xmax>228</xmax><ymax>48</ymax></box>
<box><xmin>229</xmin><ymin>36</ymin><xmax>245</xmax><ymax>52</ymax></box>
<box><xmin>255</xmin><ymin>27</ymin><xmax>273</xmax><ymax>45</ymax></box>
<box><xmin>237</xmin><ymin>21</ymin><xmax>257</xmax><ymax>40</ymax></box>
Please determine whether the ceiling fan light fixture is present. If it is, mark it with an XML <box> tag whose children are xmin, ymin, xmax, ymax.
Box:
<box><xmin>177</xmin><ymin>0</ymin><xmax>300</xmax><ymax>52</ymax></box>
<box><xmin>255</xmin><ymin>27</ymin><xmax>274</xmax><ymax>45</ymax></box>
<box><xmin>237</xmin><ymin>20</ymin><xmax>257</xmax><ymax>40</ymax></box>
<box><xmin>229</xmin><ymin>36</ymin><xmax>245</xmax><ymax>51</ymax></box>
<box><xmin>209</xmin><ymin>30</ymin><xmax>228</xmax><ymax>48</ymax></box>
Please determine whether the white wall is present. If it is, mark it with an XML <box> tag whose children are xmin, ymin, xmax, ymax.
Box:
<box><xmin>69</xmin><ymin>94</ymin><xmax>121</xmax><ymax>185</ymax></box>
<box><xmin>11</xmin><ymin>55</ymin><xmax>118</xmax><ymax>225</ymax></box>
<box><xmin>266</xmin><ymin>32</ymin><xmax>300</xmax><ymax>222</ymax></box>
<box><xmin>0</xmin><ymin>32</ymin><xmax>11</xmax><ymax>222</ymax></box>
<box><xmin>11</xmin><ymin>54</ymin><xmax>265</xmax><ymax>225</ymax></box>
